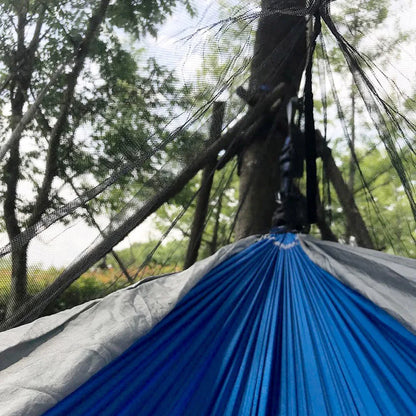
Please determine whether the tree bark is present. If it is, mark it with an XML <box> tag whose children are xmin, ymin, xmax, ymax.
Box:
<box><xmin>317</xmin><ymin>131</ymin><xmax>374</xmax><ymax>249</ymax></box>
<box><xmin>235</xmin><ymin>0</ymin><xmax>307</xmax><ymax>239</ymax></box>
<box><xmin>184</xmin><ymin>102</ymin><xmax>225</xmax><ymax>269</ymax></box>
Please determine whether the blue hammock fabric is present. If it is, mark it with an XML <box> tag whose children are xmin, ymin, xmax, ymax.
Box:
<box><xmin>44</xmin><ymin>233</ymin><xmax>416</xmax><ymax>416</ymax></box>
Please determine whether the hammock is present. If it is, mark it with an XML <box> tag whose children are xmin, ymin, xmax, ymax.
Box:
<box><xmin>0</xmin><ymin>233</ymin><xmax>415</xmax><ymax>415</ymax></box>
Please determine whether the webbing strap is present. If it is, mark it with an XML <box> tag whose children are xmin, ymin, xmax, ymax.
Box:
<box><xmin>304</xmin><ymin>13</ymin><xmax>321</xmax><ymax>224</ymax></box>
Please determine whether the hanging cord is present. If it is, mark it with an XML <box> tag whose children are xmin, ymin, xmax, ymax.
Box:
<box><xmin>319</xmin><ymin>33</ymin><xmax>408</xmax><ymax>254</ymax></box>
<box><xmin>303</xmin><ymin>10</ymin><xmax>322</xmax><ymax>224</ymax></box>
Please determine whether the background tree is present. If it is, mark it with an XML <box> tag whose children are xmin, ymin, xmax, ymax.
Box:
<box><xmin>1</xmin><ymin>0</ymin><xmax>415</xmax><ymax>329</ymax></box>
<box><xmin>0</xmin><ymin>0</ymin><xmax>193</xmax><ymax>315</ymax></box>
<box><xmin>322</xmin><ymin>0</ymin><xmax>410</xmax><ymax>243</ymax></box>
<box><xmin>234</xmin><ymin>0</ymin><xmax>307</xmax><ymax>238</ymax></box>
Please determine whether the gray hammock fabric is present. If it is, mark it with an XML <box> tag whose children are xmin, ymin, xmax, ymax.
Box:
<box><xmin>0</xmin><ymin>236</ymin><xmax>257</xmax><ymax>416</ymax></box>
<box><xmin>0</xmin><ymin>234</ymin><xmax>415</xmax><ymax>416</ymax></box>
<box><xmin>300</xmin><ymin>236</ymin><xmax>416</xmax><ymax>334</ymax></box>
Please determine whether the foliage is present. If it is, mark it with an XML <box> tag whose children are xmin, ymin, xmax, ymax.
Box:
<box><xmin>0</xmin><ymin>0</ymin><xmax>196</xmax><ymax>224</ymax></box>
<box><xmin>154</xmin><ymin>161</ymin><xmax>240</xmax><ymax>259</ymax></box>
<box><xmin>0</xmin><ymin>0</ymin><xmax>196</xmax><ymax>313</ymax></box>
<box><xmin>314</xmin><ymin>0</ymin><xmax>415</xmax><ymax>254</ymax></box>
<box><xmin>318</xmin><ymin>147</ymin><xmax>416</xmax><ymax>257</ymax></box>
<box><xmin>149</xmin><ymin>0</ymin><xmax>254</xmax><ymax>260</ymax></box>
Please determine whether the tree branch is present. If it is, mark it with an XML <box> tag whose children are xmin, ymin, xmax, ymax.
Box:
<box><xmin>28</xmin><ymin>3</ymin><xmax>46</xmax><ymax>52</ymax></box>
<box><xmin>28</xmin><ymin>0</ymin><xmax>111</xmax><ymax>226</ymax></box>
<box><xmin>184</xmin><ymin>101</ymin><xmax>225</xmax><ymax>269</ymax></box>
<box><xmin>67</xmin><ymin>177</ymin><xmax>133</xmax><ymax>284</ymax></box>
<box><xmin>3</xmin><ymin>3</ymin><xmax>30</xmax><ymax>241</ymax></box>
<box><xmin>0</xmin><ymin>63</ymin><xmax>69</xmax><ymax>161</ymax></box>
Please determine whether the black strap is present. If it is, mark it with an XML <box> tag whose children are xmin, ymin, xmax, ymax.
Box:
<box><xmin>304</xmin><ymin>13</ymin><xmax>321</xmax><ymax>224</ymax></box>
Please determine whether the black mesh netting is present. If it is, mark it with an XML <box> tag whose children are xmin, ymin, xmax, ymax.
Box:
<box><xmin>0</xmin><ymin>0</ymin><xmax>414</xmax><ymax>330</ymax></box>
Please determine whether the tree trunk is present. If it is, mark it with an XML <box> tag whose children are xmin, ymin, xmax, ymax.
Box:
<box><xmin>235</xmin><ymin>0</ymin><xmax>307</xmax><ymax>239</ymax></box>
<box><xmin>4</xmin><ymin>130</ymin><xmax>27</xmax><ymax>316</ymax></box>
<box><xmin>6</xmin><ymin>245</ymin><xmax>29</xmax><ymax>317</ymax></box>
<box><xmin>3</xmin><ymin>0</ymin><xmax>110</xmax><ymax>319</ymax></box>
<box><xmin>318</xmin><ymin>132</ymin><xmax>374</xmax><ymax>249</ymax></box>
<box><xmin>184</xmin><ymin>102</ymin><xmax>225</xmax><ymax>269</ymax></box>
<box><xmin>4</xmin><ymin>5</ymin><xmax>33</xmax><ymax>316</ymax></box>
<box><xmin>28</xmin><ymin>0</ymin><xmax>110</xmax><ymax>227</ymax></box>
<box><xmin>316</xmin><ymin>196</ymin><xmax>338</xmax><ymax>242</ymax></box>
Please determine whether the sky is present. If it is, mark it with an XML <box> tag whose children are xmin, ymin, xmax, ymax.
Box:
<box><xmin>1</xmin><ymin>0</ymin><xmax>415</xmax><ymax>268</ymax></box>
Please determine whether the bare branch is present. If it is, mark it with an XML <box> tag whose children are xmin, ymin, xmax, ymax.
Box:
<box><xmin>0</xmin><ymin>73</ymin><xmax>12</xmax><ymax>95</ymax></box>
<box><xmin>28</xmin><ymin>4</ymin><xmax>46</xmax><ymax>52</ymax></box>
<box><xmin>28</xmin><ymin>0</ymin><xmax>111</xmax><ymax>226</ymax></box>
<box><xmin>0</xmin><ymin>63</ymin><xmax>68</xmax><ymax>160</ymax></box>
<box><xmin>185</xmin><ymin>101</ymin><xmax>226</xmax><ymax>269</ymax></box>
